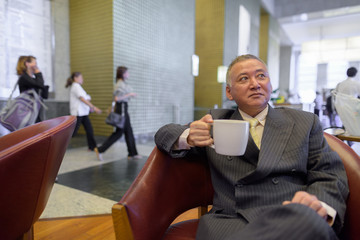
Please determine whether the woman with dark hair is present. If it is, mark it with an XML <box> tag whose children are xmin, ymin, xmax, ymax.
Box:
<box><xmin>95</xmin><ymin>66</ymin><xmax>140</xmax><ymax>160</ymax></box>
<box><xmin>66</xmin><ymin>72</ymin><xmax>102</xmax><ymax>153</ymax></box>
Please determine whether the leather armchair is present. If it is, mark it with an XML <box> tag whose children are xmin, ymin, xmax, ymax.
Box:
<box><xmin>0</xmin><ymin>116</ymin><xmax>76</xmax><ymax>240</ymax></box>
<box><xmin>112</xmin><ymin>133</ymin><xmax>360</xmax><ymax>240</ymax></box>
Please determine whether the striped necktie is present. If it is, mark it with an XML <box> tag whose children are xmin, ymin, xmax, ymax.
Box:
<box><xmin>249</xmin><ymin>118</ymin><xmax>260</xmax><ymax>149</ymax></box>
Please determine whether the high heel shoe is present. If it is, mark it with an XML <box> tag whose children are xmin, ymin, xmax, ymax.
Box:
<box><xmin>94</xmin><ymin>147</ymin><xmax>104</xmax><ymax>161</ymax></box>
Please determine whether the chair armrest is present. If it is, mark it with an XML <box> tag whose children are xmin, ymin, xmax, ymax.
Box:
<box><xmin>112</xmin><ymin>204</ymin><xmax>134</xmax><ymax>240</ymax></box>
<box><xmin>117</xmin><ymin>147</ymin><xmax>213</xmax><ymax>240</ymax></box>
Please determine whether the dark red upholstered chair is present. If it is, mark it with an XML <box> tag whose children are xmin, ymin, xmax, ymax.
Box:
<box><xmin>112</xmin><ymin>133</ymin><xmax>360</xmax><ymax>240</ymax></box>
<box><xmin>324</xmin><ymin>133</ymin><xmax>360</xmax><ymax>240</ymax></box>
<box><xmin>0</xmin><ymin>116</ymin><xmax>76</xmax><ymax>240</ymax></box>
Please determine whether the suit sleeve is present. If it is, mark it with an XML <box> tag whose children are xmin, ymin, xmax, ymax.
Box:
<box><xmin>154</xmin><ymin>123</ymin><xmax>192</xmax><ymax>158</ymax></box>
<box><xmin>305</xmin><ymin>114</ymin><xmax>349</xmax><ymax>233</ymax></box>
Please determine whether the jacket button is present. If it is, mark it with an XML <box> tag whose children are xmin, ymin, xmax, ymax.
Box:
<box><xmin>227</xmin><ymin>156</ymin><xmax>233</xmax><ymax>161</ymax></box>
<box><xmin>272</xmin><ymin>178</ymin><xmax>279</xmax><ymax>184</ymax></box>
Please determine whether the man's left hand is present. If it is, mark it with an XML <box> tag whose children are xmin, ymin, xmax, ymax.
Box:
<box><xmin>282</xmin><ymin>191</ymin><xmax>327</xmax><ymax>220</ymax></box>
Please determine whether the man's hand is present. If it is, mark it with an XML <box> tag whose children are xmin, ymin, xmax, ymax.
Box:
<box><xmin>283</xmin><ymin>191</ymin><xmax>328</xmax><ymax>220</ymax></box>
<box><xmin>187</xmin><ymin>114</ymin><xmax>214</xmax><ymax>147</ymax></box>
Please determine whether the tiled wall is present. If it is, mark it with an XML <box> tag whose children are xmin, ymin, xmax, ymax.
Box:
<box><xmin>69</xmin><ymin>0</ymin><xmax>114</xmax><ymax>136</ymax></box>
<box><xmin>2</xmin><ymin>0</ymin><xmax>195</xmax><ymax>137</ymax></box>
<box><xmin>224</xmin><ymin>0</ymin><xmax>261</xmax><ymax>65</ymax></box>
<box><xmin>195</xmin><ymin>0</ymin><xmax>225</xmax><ymax>119</ymax></box>
<box><xmin>113</xmin><ymin>0</ymin><xmax>195</xmax><ymax>135</ymax></box>
<box><xmin>69</xmin><ymin>0</ymin><xmax>195</xmax><ymax>136</ymax></box>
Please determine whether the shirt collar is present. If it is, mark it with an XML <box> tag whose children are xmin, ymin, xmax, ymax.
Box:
<box><xmin>238</xmin><ymin>105</ymin><xmax>268</xmax><ymax>126</ymax></box>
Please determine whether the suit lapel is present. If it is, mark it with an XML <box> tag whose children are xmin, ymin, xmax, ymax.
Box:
<box><xmin>210</xmin><ymin>107</ymin><xmax>295</xmax><ymax>182</ymax></box>
<box><xmin>258</xmin><ymin>107</ymin><xmax>294</xmax><ymax>175</ymax></box>
<box><xmin>241</xmin><ymin>106</ymin><xmax>294</xmax><ymax>182</ymax></box>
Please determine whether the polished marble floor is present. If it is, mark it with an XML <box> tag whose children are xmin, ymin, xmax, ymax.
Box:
<box><xmin>40</xmin><ymin>134</ymin><xmax>155</xmax><ymax>219</ymax></box>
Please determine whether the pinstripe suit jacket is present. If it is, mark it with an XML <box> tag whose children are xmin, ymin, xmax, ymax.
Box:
<box><xmin>154</xmin><ymin>106</ymin><xmax>349</xmax><ymax>236</ymax></box>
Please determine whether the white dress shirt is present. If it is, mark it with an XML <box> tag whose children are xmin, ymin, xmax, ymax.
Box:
<box><xmin>336</xmin><ymin>77</ymin><xmax>360</xmax><ymax>98</ymax></box>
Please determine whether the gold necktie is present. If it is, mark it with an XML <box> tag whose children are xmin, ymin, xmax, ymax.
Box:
<box><xmin>249</xmin><ymin>118</ymin><xmax>260</xmax><ymax>149</ymax></box>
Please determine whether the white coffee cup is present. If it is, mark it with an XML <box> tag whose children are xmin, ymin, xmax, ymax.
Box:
<box><xmin>211</xmin><ymin>119</ymin><xmax>249</xmax><ymax>156</ymax></box>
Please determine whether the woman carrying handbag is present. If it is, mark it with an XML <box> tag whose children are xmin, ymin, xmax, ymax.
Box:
<box><xmin>95</xmin><ymin>66</ymin><xmax>141</xmax><ymax>161</ymax></box>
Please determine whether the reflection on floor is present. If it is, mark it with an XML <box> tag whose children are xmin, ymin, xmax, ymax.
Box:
<box><xmin>58</xmin><ymin>157</ymin><xmax>147</xmax><ymax>201</ymax></box>
<box><xmin>40</xmin><ymin>134</ymin><xmax>155</xmax><ymax>219</ymax></box>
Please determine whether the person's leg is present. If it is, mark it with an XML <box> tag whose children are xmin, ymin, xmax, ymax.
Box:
<box><xmin>97</xmin><ymin>128</ymin><xmax>123</xmax><ymax>153</ymax></box>
<box><xmin>72</xmin><ymin>116</ymin><xmax>82</xmax><ymax>137</ymax></box>
<box><xmin>82</xmin><ymin>115</ymin><xmax>97</xmax><ymax>150</ymax></box>
<box><xmin>196</xmin><ymin>213</ymin><xmax>247</xmax><ymax>240</ymax></box>
<box><xmin>225</xmin><ymin>204</ymin><xmax>338</xmax><ymax>240</ymax></box>
<box><xmin>123</xmin><ymin>113</ymin><xmax>138</xmax><ymax>157</ymax></box>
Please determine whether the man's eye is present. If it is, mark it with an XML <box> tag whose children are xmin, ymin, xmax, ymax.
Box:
<box><xmin>257</xmin><ymin>74</ymin><xmax>266</xmax><ymax>80</ymax></box>
<box><xmin>239</xmin><ymin>77</ymin><xmax>248</xmax><ymax>82</ymax></box>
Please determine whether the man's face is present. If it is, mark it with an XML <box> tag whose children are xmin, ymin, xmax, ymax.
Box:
<box><xmin>226</xmin><ymin>59</ymin><xmax>272</xmax><ymax>117</ymax></box>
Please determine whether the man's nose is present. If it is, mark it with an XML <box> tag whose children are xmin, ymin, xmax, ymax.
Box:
<box><xmin>249</xmin><ymin>77</ymin><xmax>260</xmax><ymax>89</ymax></box>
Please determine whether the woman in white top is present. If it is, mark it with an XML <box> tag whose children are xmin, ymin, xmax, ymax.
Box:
<box><xmin>65</xmin><ymin>72</ymin><xmax>101</xmax><ymax>152</ymax></box>
<box><xmin>96</xmin><ymin>66</ymin><xmax>140</xmax><ymax>160</ymax></box>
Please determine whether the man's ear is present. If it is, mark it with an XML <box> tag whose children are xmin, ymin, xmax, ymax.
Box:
<box><xmin>226</xmin><ymin>85</ymin><xmax>233</xmax><ymax>100</ymax></box>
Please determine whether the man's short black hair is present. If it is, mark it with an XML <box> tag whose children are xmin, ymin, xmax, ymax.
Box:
<box><xmin>347</xmin><ymin>67</ymin><xmax>358</xmax><ymax>77</ymax></box>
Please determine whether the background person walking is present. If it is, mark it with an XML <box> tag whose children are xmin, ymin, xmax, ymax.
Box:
<box><xmin>65</xmin><ymin>72</ymin><xmax>102</xmax><ymax>155</ymax></box>
<box><xmin>95</xmin><ymin>66</ymin><xmax>140</xmax><ymax>160</ymax></box>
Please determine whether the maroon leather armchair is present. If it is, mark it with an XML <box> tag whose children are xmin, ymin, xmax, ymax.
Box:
<box><xmin>0</xmin><ymin>116</ymin><xmax>76</xmax><ymax>240</ymax></box>
<box><xmin>112</xmin><ymin>133</ymin><xmax>360</xmax><ymax>240</ymax></box>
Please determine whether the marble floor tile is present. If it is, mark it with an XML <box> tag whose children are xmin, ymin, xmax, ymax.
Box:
<box><xmin>41</xmin><ymin>135</ymin><xmax>155</xmax><ymax>219</ymax></box>
<box><xmin>40</xmin><ymin>184</ymin><xmax>117</xmax><ymax>218</ymax></box>
<box><xmin>57</xmin><ymin>157</ymin><xmax>148</xmax><ymax>201</ymax></box>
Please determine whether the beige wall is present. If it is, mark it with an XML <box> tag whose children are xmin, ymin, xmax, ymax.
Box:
<box><xmin>70</xmin><ymin>0</ymin><xmax>114</xmax><ymax>135</ymax></box>
<box><xmin>195</xmin><ymin>0</ymin><xmax>225</xmax><ymax>119</ymax></box>
<box><xmin>259</xmin><ymin>12</ymin><xmax>269</xmax><ymax>65</ymax></box>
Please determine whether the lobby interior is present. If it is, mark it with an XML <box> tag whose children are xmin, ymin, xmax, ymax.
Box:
<box><xmin>1</xmin><ymin>0</ymin><xmax>360</xmax><ymax>239</ymax></box>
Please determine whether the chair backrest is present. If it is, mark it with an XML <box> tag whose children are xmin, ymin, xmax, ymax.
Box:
<box><xmin>324</xmin><ymin>133</ymin><xmax>360</xmax><ymax>240</ymax></box>
<box><xmin>332</xmin><ymin>90</ymin><xmax>360</xmax><ymax>136</ymax></box>
<box><xmin>0</xmin><ymin>116</ymin><xmax>76</xmax><ymax>239</ymax></box>
<box><xmin>118</xmin><ymin>147</ymin><xmax>213</xmax><ymax>240</ymax></box>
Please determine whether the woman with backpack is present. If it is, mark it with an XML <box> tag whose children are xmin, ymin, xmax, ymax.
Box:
<box><xmin>17</xmin><ymin>55</ymin><xmax>48</xmax><ymax>122</ymax></box>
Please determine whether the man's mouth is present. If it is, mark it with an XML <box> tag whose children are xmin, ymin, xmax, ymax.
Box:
<box><xmin>249</xmin><ymin>93</ymin><xmax>263</xmax><ymax>98</ymax></box>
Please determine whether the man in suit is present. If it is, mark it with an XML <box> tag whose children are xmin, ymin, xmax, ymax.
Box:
<box><xmin>155</xmin><ymin>54</ymin><xmax>348</xmax><ymax>240</ymax></box>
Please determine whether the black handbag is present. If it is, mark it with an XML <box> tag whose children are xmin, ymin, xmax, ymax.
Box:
<box><xmin>105</xmin><ymin>102</ymin><xmax>125</xmax><ymax>129</ymax></box>
<box><xmin>40</xmin><ymin>85</ymin><xmax>50</xmax><ymax>99</ymax></box>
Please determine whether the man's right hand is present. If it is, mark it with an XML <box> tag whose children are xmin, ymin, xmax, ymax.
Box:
<box><xmin>187</xmin><ymin>114</ymin><xmax>214</xmax><ymax>147</ymax></box>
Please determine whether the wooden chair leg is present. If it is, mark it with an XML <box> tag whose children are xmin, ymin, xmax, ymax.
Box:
<box><xmin>112</xmin><ymin>203</ymin><xmax>134</xmax><ymax>240</ymax></box>
<box><xmin>198</xmin><ymin>206</ymin><xmax>208</xmax><ymax>218</ymax></box>
<box><xmin>19</xmin><ymin>225</ymin><xmax>34</xmax><ymax>240</ymax></box>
